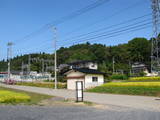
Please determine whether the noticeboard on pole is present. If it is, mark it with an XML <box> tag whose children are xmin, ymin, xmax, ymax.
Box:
<box><xmin>76</xmin><ymin>81</ymin><xmax>83</xmax><ymax>102</ymax></box>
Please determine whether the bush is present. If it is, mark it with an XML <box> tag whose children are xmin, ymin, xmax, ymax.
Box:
<box><xmin>109</xmin><ymin>74</ymin><xmax>128</xmax><ymax>80</ymax></box>
<box><xmin>0</xmin><ymin>90</ymin><xmax>30</xmax><ymax>103</ymax></box>
<box><xmin>139</xmin><ymin>72</ymin><xmax>147</xmax><ymax>77</ymax></box>
<box><xmin>16</xmin><ymin>82</ymin><xmax>67</xmax><ymax>89</ymax></box>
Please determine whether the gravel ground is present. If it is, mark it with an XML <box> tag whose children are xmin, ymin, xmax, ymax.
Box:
<box><xmin>0</xmin><ymin>105</ymin><xmax>159</xmax><ymax>120</ymax></box>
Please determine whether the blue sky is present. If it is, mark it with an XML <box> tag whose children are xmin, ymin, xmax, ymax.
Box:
<box><xmin>0</xmin><ymin>0</ymin><xmax>152</xmax><ymax>60</ymax></box>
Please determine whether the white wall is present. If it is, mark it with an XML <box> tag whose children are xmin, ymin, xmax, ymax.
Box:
<box><xmin>66</xmin><ymin>71</ymin><xmax>85</xmax><ymax>90</ymax></box>
<box><xmin>67</xmin><ymin>79</ymin><xmax>84</xmax><ymax>90</ymax></box>
<box><xmin>66</xmin><ymin>71</ymin><xmax>85</xmax><ymax>77</ymax></box>
<box><xmin>85</xmin><ymin>74</ymin><xmax>104</xmax><ymax>88</ymax></box>
<box><xmin>66</xmin><ymin>71</ymin><xmax>104</xmax><ymax>90</ymax></box>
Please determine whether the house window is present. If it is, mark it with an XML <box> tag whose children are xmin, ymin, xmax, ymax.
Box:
<box><xmin>92</xmin><ymin>77</ymin><xmax>98</xmax><ymax>82</ymax></box>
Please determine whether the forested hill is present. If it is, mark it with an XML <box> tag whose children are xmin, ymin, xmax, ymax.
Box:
<box><xmin>0</xmin><ymin>37</ymin><xmax>151</xmax><ymax>73</ymax></box>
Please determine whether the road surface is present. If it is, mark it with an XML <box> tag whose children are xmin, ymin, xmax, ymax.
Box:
<box><xmin>0</xmin><ymin>105</ymin><xmax>160</xmax><ymax>120</ymax></box>
<box><xmin>0</xmin><ymin>83</ymin><xmax>160</xmax><ymax>111</ymax></box>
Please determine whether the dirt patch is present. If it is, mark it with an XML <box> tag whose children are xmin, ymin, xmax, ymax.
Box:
<box><xmin>38</xmin><ymin>97</ymin><xmax>107</xmax><ymax>109</ymax></box>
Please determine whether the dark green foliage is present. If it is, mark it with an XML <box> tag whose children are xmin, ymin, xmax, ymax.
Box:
<box><xmin>0</xmin><ymin>37</ymin><xmax>151</xmax><ymax>75</ymax></box>
<box><xmin>128</xmin><ymin>38</ymin><xmax>151</xmax><ymax>65</ymax></box>
<box><xmin>0</xmin><ymin>60</ymin><xmax>7</xmax><ymax>71</ymax></box>
<box><xmin>109</xmin><ymin>74</ymin><xmax>128</xmax><ymax>80</ymax></box>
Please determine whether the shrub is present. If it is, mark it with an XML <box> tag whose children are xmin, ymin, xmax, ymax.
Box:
<box><xmin>139</xmin><ymin>72</ymin><xmax>147</xmax><ymax>77</ymax></box>
<box><xmin>0</xmin><ymin>90</ymin><xmax>30</xmax><ymax>103</ymax></box>
<box><xmin>109</xmin><ymin>74</ymin><xmax>128</xmax><ymax>80</ymax></box>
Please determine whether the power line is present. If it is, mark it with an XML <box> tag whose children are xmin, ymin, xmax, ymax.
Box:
<box><xmin>14</xmin><ymin>0</ymin><xmax>110</xmax><ymax>44</ymax></box>
<box><xmin>19</xmin><ymin>18</ymin><xmax>152</xmax><ymax>54</ymax></box>
<box><xmin>58</xmin><ymin>18</ymin><xmax>152</xmax><ymax>45</ymax></box>
<box><xmin>44</xmin><ymin>24</ymin><xmax>151</xmax><ymax>53</ymax></box>
<box><xmin>15</xmin><ymin>0</ymin><xmax>146</xmax><ymax>56</ymax></box>
<box><xmin>16</xmin><ymin>18</ymin><xmax>152</xmax><ymax>55</ymax></box>
<box><xmin>59</xmin><ymin>0</ymin><xmax>146</xmax><ymax>41</ymax></box>
<box><xmin>18</xmin><ymin>13</ymin><xmax>152</xmax><ymax>55</ymax></box>
<box><xmin>59</xmin><ymin>13</ymin><xmax>152</xmax><ymax>42</ymax></box>
<box><xmin>73</xmin><ymin>25</ymin><xmax>152</xmax><ymax>45</ymax></box>
<box><xmin>58</xmin><ymin>21</ymin><xmax>152</xmax><ymax>46</ymax></box>
<box><xmin>58</xmin><ymin>23</ymin><xmax>152</xmax><ymax>47</ymax></box>
<box><xmin>13</xmin><ymin>1</ymin><xmax>149</xmax><ymax>55</ymax></box>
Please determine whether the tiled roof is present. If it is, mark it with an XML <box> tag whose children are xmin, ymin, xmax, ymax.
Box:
<box><xmin>73</xmin><ymin>68</ymin><xmax>104</xmax><ymax>74</ymax></box>
<box><xmin>67</xmin><ymin>60</ymin><xmax>95</xmax><ymax>65</ymax></box>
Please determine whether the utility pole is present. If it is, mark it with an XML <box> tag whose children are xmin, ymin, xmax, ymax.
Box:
<box><xmin>42</xmin><ymin>59</ymin><xmax>45</xmax><ymax>75</ymax></box>
<box><xmin>7</xmin><ymin>42</ymin><xmax>13</xmax><ymax>80</ymax></box>
<box><xmin>53</xmin><ymin>27</ymin><xmax>57</xmax><ymax>89</ymax></box>
<box><xmin>21</xmin><ymin>61</ymin><xmax>24</xmax><ymax>82</ymax></box>
<box><xmin>28</xmin><ymin>55</ymin><xmax>31</xmax><ymax>77</ymax></box>
<box><xmin>21</xmin><ymin>61</ymin><xmax>24</xmax><ymax>76</ymax></box>
<box><xmin>129</xmin><ymin>61</ymin><xmax>132</xmax><ymax>75</ymax></box>
<box><xmin>112</xmin><ymin>57</ymin><xmax>115</xmax><ymax>74</ymax></box>
<box><xmin>45</xmin><ymin>63</ymin><xmax>48</xmax><ymax>72</ymax></box>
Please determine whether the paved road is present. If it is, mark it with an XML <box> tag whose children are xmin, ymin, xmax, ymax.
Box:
<box><xmin>0</xmin><ymin>105</ymin><xmax>160</xmax><ymax>120</ymax></box>
<box><xmin>1</xmin><ymin>83</ymin><xmax>160</xmax><ymax>111</ymax></box>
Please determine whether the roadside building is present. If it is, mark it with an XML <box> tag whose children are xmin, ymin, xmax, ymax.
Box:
<box><xmin>0</xmin><ymin>72</ymin><xmax>8</xmax><ymax>82</ymax></box>
<box><xmin>131</xmin><ymin>62</ymin><xmax>149</xmax><ymax>76</ymax></box>
<box><xmin>63</xmin><ymin>60</ymin><xmax>104</xmax><ymax>90</ymax></box>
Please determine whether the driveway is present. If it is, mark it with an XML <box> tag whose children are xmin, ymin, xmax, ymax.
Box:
<box><xmin>1</xmin><ymin>83</ymin><xmax>160</xmax><ymax>111</ymax></box>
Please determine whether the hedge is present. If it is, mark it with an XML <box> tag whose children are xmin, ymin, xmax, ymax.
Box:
<box><xmin>109</xmin><ymin>74</ymin><xmax>128</xmax><ymax>80</ymax></box>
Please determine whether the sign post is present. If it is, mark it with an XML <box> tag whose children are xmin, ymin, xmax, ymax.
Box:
<box><xmin>76</xmin><ymin>81</ymin><xmax>83</xmax><ymax>102</ymax></box>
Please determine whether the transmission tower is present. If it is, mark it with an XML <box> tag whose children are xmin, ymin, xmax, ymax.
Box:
<box><xmin>151</xmin><ymin>0</ymin><xmax>160</xmax><ymax>73</ymax></box>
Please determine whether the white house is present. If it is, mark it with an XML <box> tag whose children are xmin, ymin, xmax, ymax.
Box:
<box><xmin>68</xmin><ymin>60</ymin><xmax>98</xmax><ymax>70</ymax></box>
<box><xmin>131</xmin><ymin>62</ymin><xmax>150</xmax><ymax>76</ymax></box>
<box><xmin>64</xmin><ymin>61</ymin><xmax>104</xmax><ymax>90</ymax></box>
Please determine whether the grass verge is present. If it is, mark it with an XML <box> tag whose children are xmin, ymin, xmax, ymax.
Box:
<box><xmin>87</xmin><ymin>82</ymin><xmax>160</xmax><ymax>97</ymax></box>
<box><xmin>129</xmin><ymin>76</ymin><xmax>160</xmax><ymax>82</ymax></box>
<box><xmin>0</xmin><ymin>90</ymin><xmax>30</xmax><ymax>103</ymax></box>
<box><xmin>16</xmin><ymin>82</ymin><xmax>67</xmax><ymax>89</ymax></box>
<box><xmin>0</xmin><ymin>87</ymin><xmax>52</xmax><ymax>105</ymax></box>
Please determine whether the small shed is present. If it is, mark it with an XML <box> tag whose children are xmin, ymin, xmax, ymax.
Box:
<box><xmin>65</xmin><ymin>68</ymin><xmax>104</xmax><ymax>90</ymax></box>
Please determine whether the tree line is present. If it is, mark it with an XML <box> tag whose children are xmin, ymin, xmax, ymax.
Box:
<box><xmin>0</xmin><ymin>37</ymin><xmax>151</xmax><ymax>75</ymax></box>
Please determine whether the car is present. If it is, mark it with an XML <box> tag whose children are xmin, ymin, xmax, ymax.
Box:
<box><xmin>4</xmin><ymin>79</ymin><xmax>16</xmax><ymax>85</ymax></box>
